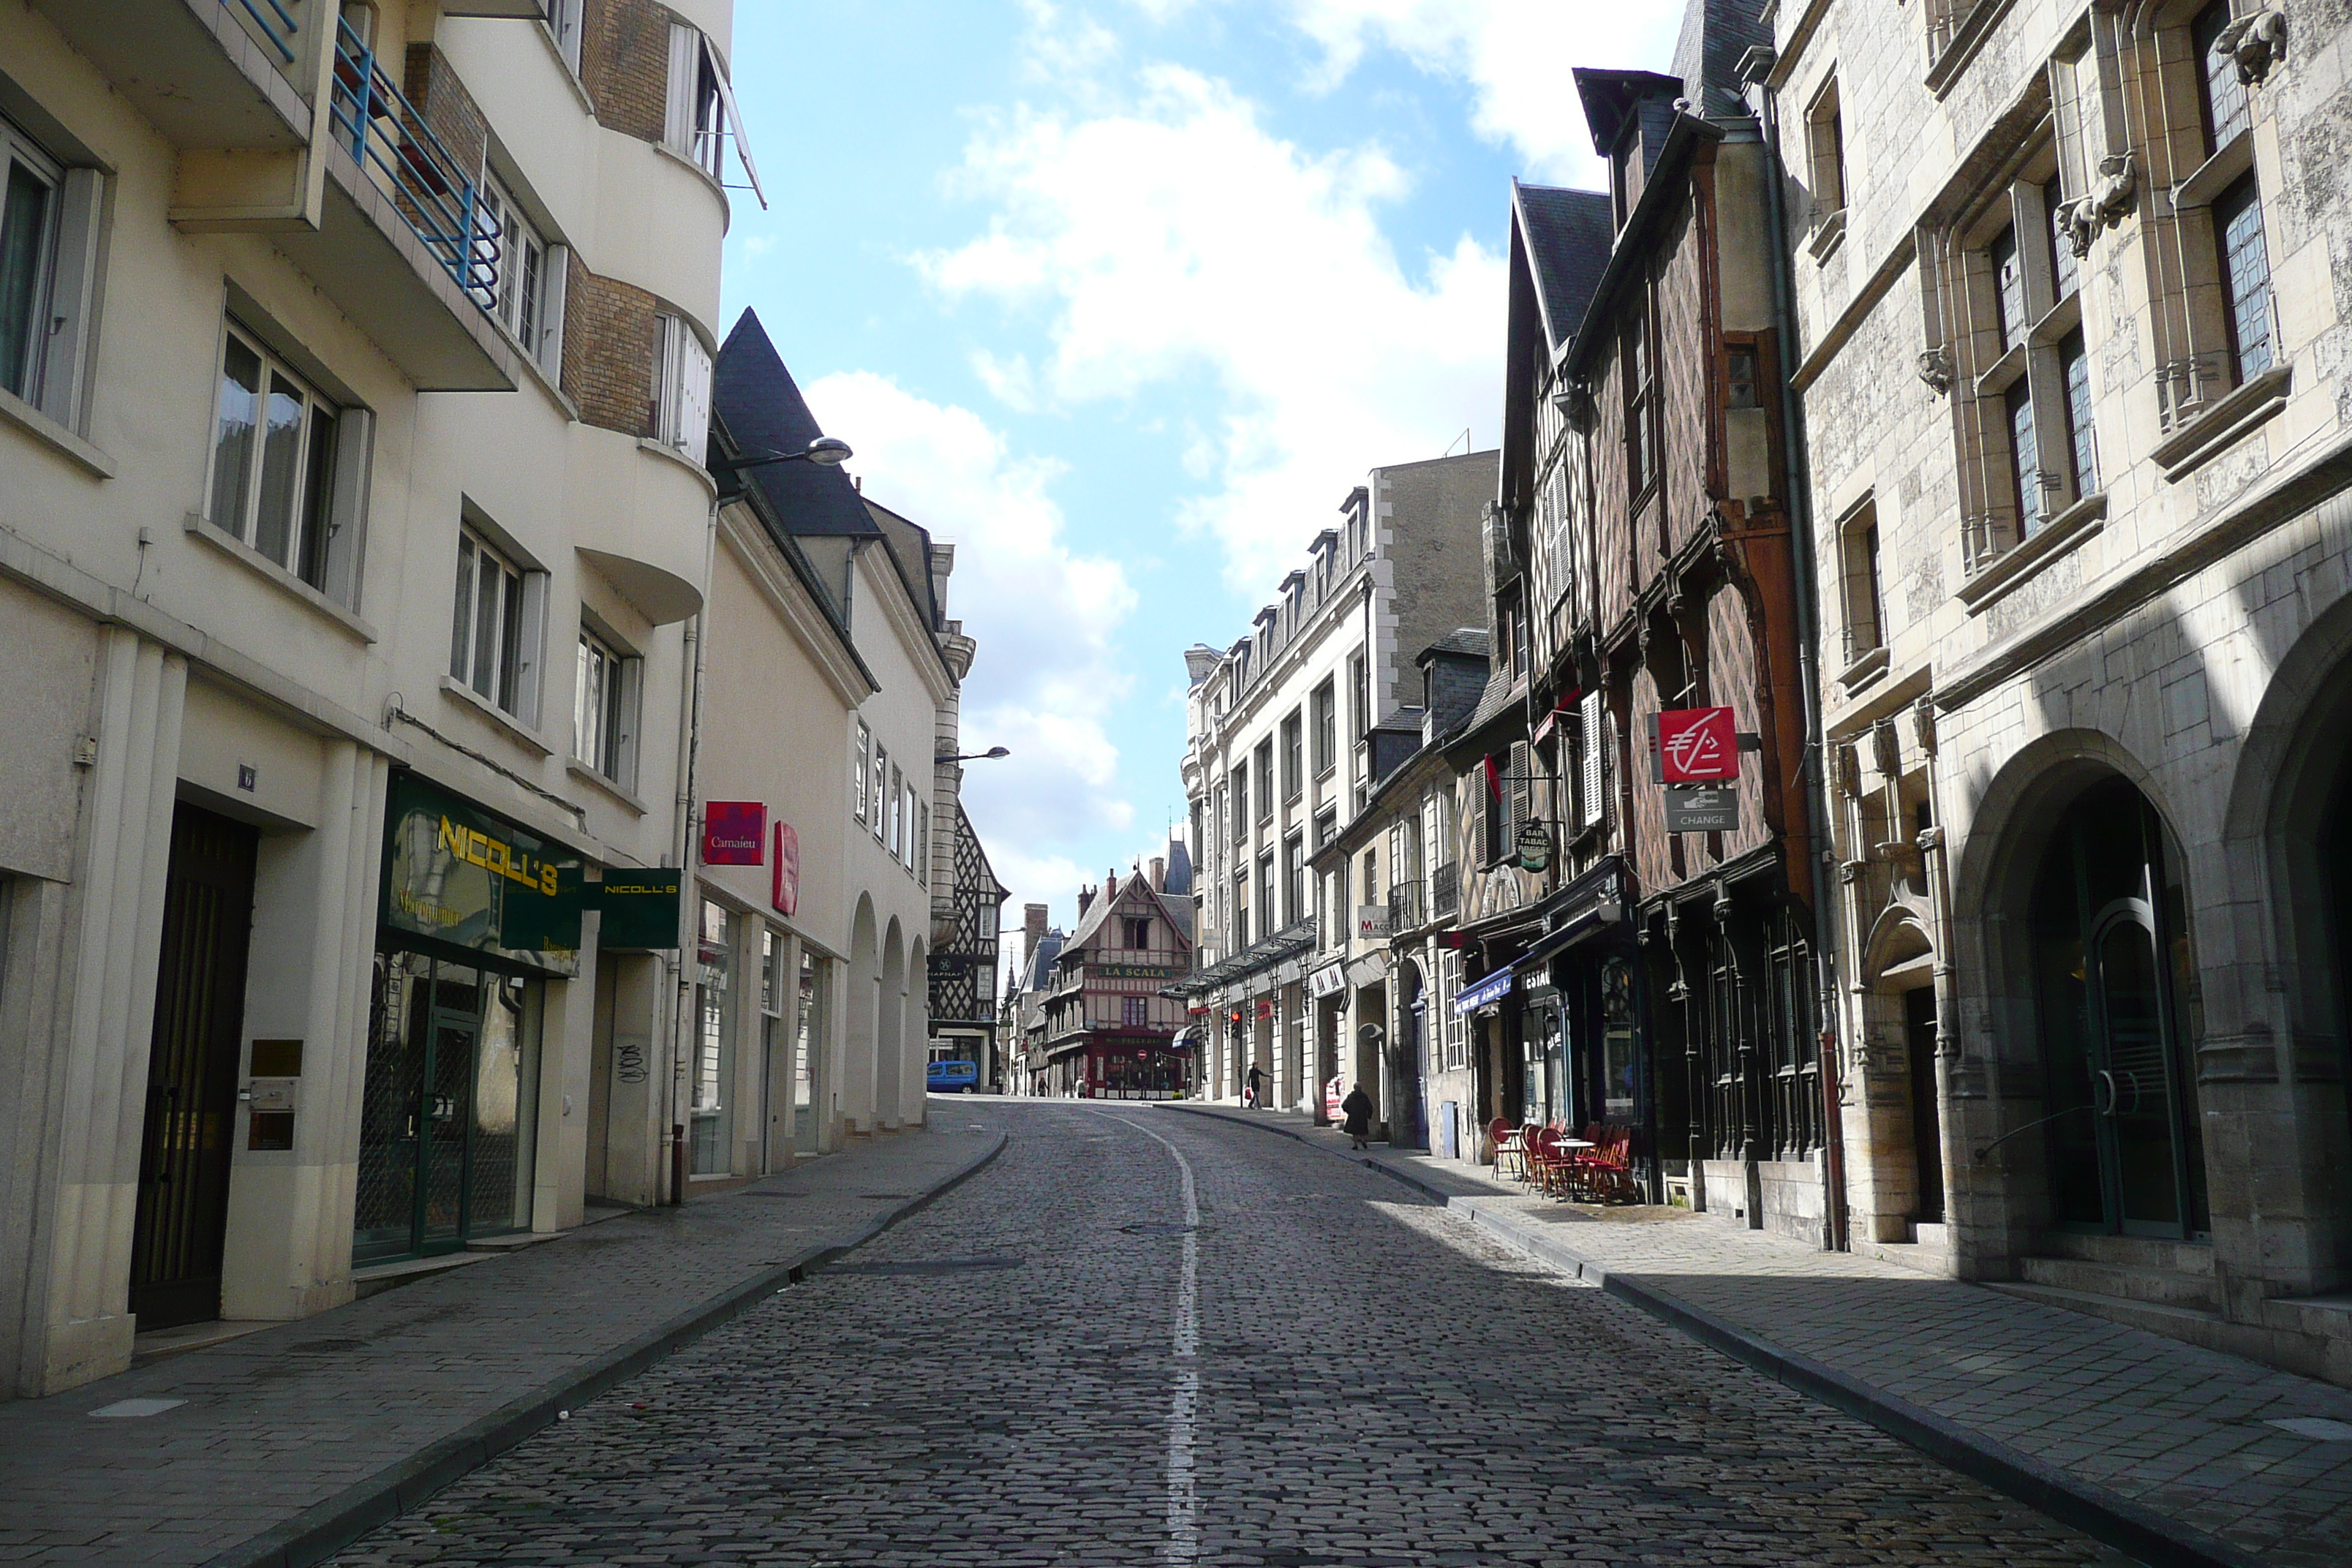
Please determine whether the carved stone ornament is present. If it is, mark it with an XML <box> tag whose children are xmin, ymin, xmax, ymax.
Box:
<box><xmin>2057</xmin><ymin>153</ymin><xmax>2136</xmax><ymax>257</ymax></box>
<box><xmin>2217</xmin><ymin>9</ymin><xmax>2286</xmax><ymax>85</ymax></box>
<box><xmin>1917</xmin><ymin>345</ymin><xmax>1956</xmax><ymax>394</ymax></box>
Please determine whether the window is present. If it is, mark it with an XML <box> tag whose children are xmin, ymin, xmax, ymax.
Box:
<box><xmin>1313</xmin><ymin>807</ymin><xmax>1337</xmax><ymax>852</ymax></box>
<box><xmin>1838</xmin><ymin>500</ymin><xmax>1885</xmax><ymax>662</ymax></box>
<box><xmin>1257</xmin><ymin>855</ymin><xmax>1275</xmax><ymax>935</ymax></box>
<box><xmin>2214</xmin><ymin>175</ymin><xmax>2274</xmax><ymax>382</ymax></box>
<box><xmin>476</xmin><ymin>173</ymin><xmax>562</xmax><ymax>369</ymax></box>
<box><xmin>1311</xmin><ymin>679</ymin><xmax>1335</xmax><ymax>775</ymax></box>
<box><xmin>2042</xmin><ymin>176</ymin><xmax>2078</xmax><ymax>304</ymax></box>
<box><xmin>539</xmin><ymin>0</ymin><xmax>583</xmax><ymax>71</ymax></box>
<box><xmin>2005</xmin><ymin>377</ymin><xmax>2043</xmax><ymax>536</ymax></box>
<box><xmin>653</xmin><ymin>312</ymin><xmax>712</xmax><ymax>457</ymax></box>
<box><xmin>1281</xmin><ymin>711</ymin><xmax>1303</xmax><ymax>802</ymax></box>
<box><xmin>916</xmin><ymin>802</ymin><xmax>928</xmax><ymax>884</ymax></box>
<box><xmin>2194</xmin><ymin>1</ymin><xmax>2251</xmax><ymax>154</ymax></box>
<box><xmin>665</xmin><ymin>23</ymin><xmax>728</xmax><ymax>181</ymax></box>
<box><xmin>870</xmin><ymin>743</ymin><xmax>888</xmax><ymax>837</ymax></box>
<box><xmin>1283</xmin><ymin>833</ymin><xmax>1304</xmax><ymax>927</ymax></box>
<box><xmin>1725</xmin><ymin>344</ymin><xmax>1760</xmax><ymax>409</ymax></box>
<box><xmin>1624</xmin><ymin>297</ymin><xmax>1658</xmax><ymax>498</ymax></box>
<box><xmin>1230</xmin><ymin>766</ymin><xmax>1248</xmax><ymax>848</ymax></box>
<box><xmin>1123</xmin><ymin>995</ymin><xmax>1148</xmax><ymax>1028</ymax></box>
<box><xmin>1361</xmin><ymin>847</ymin><xmax>1379</xmax><ymax>906</ymax></box>
<box><xmin>208</xmin><ymin>324</ymin><xmax>345</xmax><ymax>592</ymax></box>
<box><xmin>1234</xmin><ymin>886</ymin><xmax>1249</xmax><ymax>949</ymax></box>
<box><xmin>2058</xmin><ymin>329</ymin><xmax>2097</xmax><ymax>495</ymax></box>
<box><xmin>449</xmin><ymin>527</ymin><xmax>540</xmax><ymax>717</ymax></box>
<box><xmin>1989</xmin><ymin>225</ymin><xmax>2026</xmax><ymax>351</ymax></box>
<box><xmin>887</xmin><ymin>764</ymin><xmax>904</xmax><ymax>857</ymax></box>
<box><xmin>853</xmin><ymin>721</ymin><xmax>870</xmax><ymax>822</ymax></box>
<box><xmin>0</xmin><ymin>114</ymin><xmax>98</xmax><ymax>428</ymax></box>
<box><xmin>690</xmin><ymin>902</ymin><xmax>731</xmax><ymax>1175</ymax></box>
<box><xmin>1126</xmin><ymin>917</ymin><xmax>1151</xmax><ymax>951</ymax></box>
<box><xmin>573</xmin><ymin>624</ymin><xmax>639</xmax><ymax>784</ymax></box>
<box><xmin>1805</xmin><ymin>78</ymin><xmax>1847</xmax><ymax>223</ymax></box>
<box><xmin>1501</xmin><ymin>592</ymin><xmax>1527</xmax><ymax>679</ymax></box>
<box><xmin>1254</xmin><ymin>739</ymin><xmax>1275</xmax><ymax>823</ymax></box>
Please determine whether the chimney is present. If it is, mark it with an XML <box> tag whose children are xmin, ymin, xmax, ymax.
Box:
<box><xmin>1023</xmin><ymin>902</ymin><xmax>1049</xmax><ymax>963</ymax></box>
<box><xmin>1150</xmin><ymin>856</ymin><xmax>1166</xmax><ymax>892</ymax></box>
<box><xmin>1077</xmin><ymin>884</ymin><xmax>1095</xmax><ymax>918</ymax></box>
<box><xmin>1107</xmin><ymin>867</ymin><xmax>1120</xmax><ymax>900</ymax></box>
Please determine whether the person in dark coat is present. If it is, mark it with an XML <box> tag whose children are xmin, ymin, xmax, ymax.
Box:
<box><xmin>1341</xmin><ymin>1084</ymin><xmax>1376</xmax><ymax>1150</ymax></box>
<box><xmin>1245</xmin><ymin>1063</ymin><xmax>1266</xmax><ymax>1108</ymax></box>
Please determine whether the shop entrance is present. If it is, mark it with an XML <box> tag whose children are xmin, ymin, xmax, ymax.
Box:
<box><xmin>355</xmin><ymin>950</ymin><xmax>538</xmax><ymax>1263</ymax></box>
<box><xmin>129</xmin><ymin>802</ymin><xmax>258</xmax><ymax>1330</ymax></box>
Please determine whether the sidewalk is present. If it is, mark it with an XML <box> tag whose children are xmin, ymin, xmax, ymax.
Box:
<box><xmin>0</xmin><ymin>1127</ymin><xmax>1005</xmax><ymax>1568</ymax></box>
<box><xmin>1167</xmin><ymin>1101</ymin><xmax>2352</xmax><ymax>1568</ymax></box>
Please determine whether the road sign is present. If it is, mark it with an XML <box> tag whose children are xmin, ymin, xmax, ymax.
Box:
<box><xmin>1657</xmin><ymin>706</ymin><xmax>1738</xmax><ymax>783</ymax></box>
<box><xmin>1663</xmin><ymin>785</ymin><xmax>1739</xmax><ymax>833</ymax></box>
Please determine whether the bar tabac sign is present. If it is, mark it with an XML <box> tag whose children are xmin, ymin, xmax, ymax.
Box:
<box><xmin>382</xmin><ymin>774</ymin><xmax>583</xmax><ymax>974</ymax></box>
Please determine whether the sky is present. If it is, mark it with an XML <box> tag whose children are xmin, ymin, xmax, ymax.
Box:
<box><xmin>718</xmin><ymin>0</ymin><xmax>1684</xmax><ymax>944</ymax></box>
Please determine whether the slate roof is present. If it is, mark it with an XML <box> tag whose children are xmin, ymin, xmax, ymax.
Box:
<box><xmin>1163</xmin><ymin>837</ymin><xmax>1194</xmax><ymax>898</ymax></box>
<box><xmin>712</xmin><ymin>310</ymin><xmax>877</xmax><ymax>540</ymax></box>
<box><xmin>1019</xmin><ymin>931</ymin><xmax>1066</xmax><ymax>995</ymax></box>
<box><xmin>1424</xmin><ymin>626</ymin><xmax>1493</xmax><ymax>660</ymax></box>
<box><xmin>1512</xmin><ymin>184</ymin><xmax>1615</xmax><ymax>349</ymax></box>
<box><xmin>1064</xmin><ymin>867</ymin><xmax>1195</xmax><ymax>959</ymax></box>
<box><xmin>1670</xmin><ymin>0</ymin><xmax>1772</xmax><ymax>121</ymax></box>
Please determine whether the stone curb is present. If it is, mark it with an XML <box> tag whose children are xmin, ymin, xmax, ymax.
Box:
<box><xmin>1159</xmin><ymin>1103</ymin><xmax>2264</xmax><ymax>1568</ymax></box>
<box><xmin>201</xmin><ymin>1131</ymin><xmax>1010</xmax><ymax>1568</ymax></box>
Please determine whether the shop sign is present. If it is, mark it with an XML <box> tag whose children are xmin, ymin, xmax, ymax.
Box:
<box><xmin>1093</xmin><ymin>962</ymin><xmax>1186</xmax><ymax>979</ymax></box>
<box><xmin>1515</xmin><ymin>821</ymin><xmax>1552</xmax><ymax>872</ymax></box>
<box><xmin>599</xmin><ymin>868</ymin><xmax>686</xmax><ymax>950</ymax></box>
<box><xmin>382</xmin><ymin>774</ymin><xmax>582</xmax><ymax>974</ymax></box>
<box><xmin>1308</xmin><ymin>962</ymin><xmax>1347</xmax><ymax>999</ymax></box>
<box><xmin>772</xmin><ymin>821</ymin><xmax>800</xmax><ymax>916</ymax></box>
<box><xmin>1656</xmin><ymin>706</ymin><xmax>1738</xmax><ymax>783</ymax></box>
<box><xmin>1452</xmin><ymin>967</ymin><xmax>1515</xmax><ymax>1017</ymax></box>
<box><xmin>1356</xmin><ymin>903</ymin><xmax>1390</xmax><ymax>940</ymax></box>
<box><xmin>1664</xmin><ymin>785</ymin><xmax>1740</xmax><ymax>834</ymax></box>
<box><xmin>703</xmin><ymin>801</ymin><xmax>766</xmax><ymax>866</ymax></box>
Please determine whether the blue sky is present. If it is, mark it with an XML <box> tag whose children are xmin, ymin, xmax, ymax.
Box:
<box><xmin>718</xmin><ymin>0</ymin><xmax>1682</xmax><ymax>935</ymax></box>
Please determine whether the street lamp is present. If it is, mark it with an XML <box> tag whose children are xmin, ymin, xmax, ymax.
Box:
<box><xmin>937</xmin><ymin>745</ymin><xmax>1011</xmax><ymax>764</ymax></box>
<box><xmin>709</xmin><ymin>434</ymin><xmax>853</xmax><ymax>472</ymax></box>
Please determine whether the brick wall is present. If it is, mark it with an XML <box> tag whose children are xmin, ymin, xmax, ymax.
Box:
<box><xmin>402</xmin><ymin>44</ymin><xmax>487</xmax><ymax>175</ymax></box>
<box><xmin>562</xmin><ymin>252</ymin><xmax>658</xmax><ymax>437</ymax></box>
<box><xmin>581</xmin><ymin>0</ymin><xmax>676</xmax><ymax>146</ymax></box>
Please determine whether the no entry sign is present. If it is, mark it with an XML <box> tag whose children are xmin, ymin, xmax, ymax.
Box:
<box><xmin>1656</xmin><ymin>706</ymin><xmax>1738</xmax><ymax>783</ymax></box>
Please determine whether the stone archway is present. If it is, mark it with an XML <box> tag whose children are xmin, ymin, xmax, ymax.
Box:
<box><xmin>878</xmin><ymin>918</ymin><xmax>905</xmax><ymax>1131</ymax></box>
<box><xmin>905</xmin><ymin>937</ymin><xmax>927</xmax><ymax>1126</ymax></box>
<box><xmin>1849</xmin><ymin>903</ymin><xmax>1940</xmax><ymax>1242</ymax></box>
<box><xmin>845</xmin><ymin>897</ymin><xmax>878</xmax><ymax>1134</ymax></box>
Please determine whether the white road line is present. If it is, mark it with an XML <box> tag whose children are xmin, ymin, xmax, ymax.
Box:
<box><xmin>1119</xmin><ymin>1116</ymin><xmax>1200</xmax><ymax>1565</ymax></box>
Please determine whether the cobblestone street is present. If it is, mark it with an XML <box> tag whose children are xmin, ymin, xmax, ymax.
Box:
<box><xmin>333</xmin><ymin>1101</ymin><xmax>2130</xmax><ymax>1567</ymax></box>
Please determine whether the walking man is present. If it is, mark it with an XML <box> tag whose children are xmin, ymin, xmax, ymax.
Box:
<box><xmin>1245</xmin><ymin>1063</ymin><xmax>1266</xmax><ymax>1109</ymax></box>
<box><xmin>1341</xmin><ymin>1082</ymin><xmax>1376</xmax><ymax>1150</ymax></box>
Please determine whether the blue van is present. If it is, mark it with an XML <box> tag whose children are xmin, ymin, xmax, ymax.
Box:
<box><xmin>927</xmin><ymin>1059</ymin><xmax>979</xmax><ymax>1094</ymax></box>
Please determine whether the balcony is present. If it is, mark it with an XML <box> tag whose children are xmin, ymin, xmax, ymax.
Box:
<box><xmin>260</xmin><ymin>19</ymin><xmax>516</xmax><ymax>390</ymax></box>
<box><xmin>1431</xmin><ymin>862</ymin><xmax>1460</xmax><ymax>921</ymax></box>
<box><xmin>1388</xmin><ymin>878</ymin><xmax>1423</xmax><ymax>933</ymax></box>
<box><xmin>31</xmin><ymin>0</ymin><xmax>312</xmax><ymax>151</ymax></box>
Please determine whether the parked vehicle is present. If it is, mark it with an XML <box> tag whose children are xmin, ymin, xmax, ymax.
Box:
<box><xmin>927</xmin><ymin>1060</ymin><xmax>979</xmax><ymax>1094</ymax></box>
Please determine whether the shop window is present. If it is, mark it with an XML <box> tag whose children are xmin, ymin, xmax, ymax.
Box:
<box><xmin>690</xmin><ymin>902</ymin><xmax>732</xmax><ymax>1176</ymax></box>
<box><xmin>853</xmin><ymin>720</ymin><xmax>870</xmax><ymax>823</ymax></box>
<box><xmin>572</xmin><ymin>622</ymin><xmax>640</xmax><ymax>787</ymax></box>
<box><xmin>793</xmin><ymin>951</ymin><xmax>821</xmax><ymax>1153</ymax></box>
<box><xmin>449</xmin><ymin>526</ymin><xmax>544</xmax><ymax>721</ymax></box>
<box><xmin>208</xmin><ymin>322</ymin><xmax>372</xmax><ymax>603</ymax></box>
<box><xmin>475</xmin><ymin>170</ymin><xmax>564</xmax><ymax>373</ymax></box>
<box><xmin>0</xmin><ymin>112</ymin><xmax>101</xmax><ymax>431</ymax></box>
<box><xmin>652</xmin><ymin>312</ymin><xmax>712</xmax><ymax>457</ymax></box>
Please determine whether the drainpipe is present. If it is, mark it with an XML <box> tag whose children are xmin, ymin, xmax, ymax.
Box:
<box><xmin>666</xmin><ymin>488</ymin><xmax>722</xmax><ymax>1205</ymax></box>
<box><xmin>1743</xmin><ymin>59</ymin><xmax>1848</xmax><ymax>1253</ymax></box>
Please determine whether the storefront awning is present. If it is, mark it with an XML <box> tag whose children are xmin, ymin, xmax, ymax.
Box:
<box><xmin>1514</xmin><ymin>900</ymin><xmax>1624</xmax><ymax>974</ymax></box>
<box><xmin>1308</xmin><ymin>962</ymin><xmax>1347</xmax><ymax>998</ymax></box>
<box><xmin>1453</xmin><ymin>968</ymin><xmax>1515</xmax><ymax>1016</ymax></box>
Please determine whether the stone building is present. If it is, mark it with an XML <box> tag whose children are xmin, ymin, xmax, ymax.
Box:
<box><xmin>1765</xmin><ymin>0</ymin><xmax>2352</xmax><ymax>1378</ymax></box>
<box><xmin>1174</xmin><ymin>456</ymin><xmax>1494</xmax><ymax>1112</ymax></box>
<box><xmin>0</xmin><ymin>0</ymin><xmax>741</xmax><ymax>1393</ymax></box>
<box><xmin>1001</xmin><ymin>904</ymin><xmax>1064</xmax><ymax>1097</ymax></box>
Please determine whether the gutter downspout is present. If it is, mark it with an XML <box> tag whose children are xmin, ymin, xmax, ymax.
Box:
<box><xmin>1744</xmin><ymin>59</ymin><xmax>1848</xmax><ymax>1254</ymax></box>
<box><xmin>666</xmin><ymin>489</ymin><xmax>721</xmax><ymax>1205</ymax></box>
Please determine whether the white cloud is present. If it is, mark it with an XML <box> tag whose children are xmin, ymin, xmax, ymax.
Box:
<box><xmin>924</xmin><ymin>64</ymin><xmax>1506</xmax><ymax>592</ymax></box>
<box><xmin>799</xmin><ymin>372</ymin><xmax>1138</xmax><ymax>919</ymax></box>
<box><xmin>1274</xmin><ymin>1</ymin><xmax>1683</xmax><ymax>186</ymax></box>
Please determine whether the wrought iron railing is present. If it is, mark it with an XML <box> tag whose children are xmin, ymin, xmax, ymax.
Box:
<box><xmin>1388</xmin><ymin>877</ymin><xmax>1422</xmax><ymax>932</ymax></box>
<box><xmin>331</xmin><ymin>16</ymin><xmax>500</xmax><ymax>301</ymax></box>
<box><xmin>235</xmin><ymin>0</ymin><xmax>300</xmax><ymax>64</ymax></box>
<box><xmin>1431</xmin><ymin>862</ymin><xmax>1459</xmax><ymax>920</ymax></box>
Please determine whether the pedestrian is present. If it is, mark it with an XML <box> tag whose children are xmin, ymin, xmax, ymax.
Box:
<box><xmin>1245</xmin><ymin>1063</ymin><xmax>1266</xmax><ymax>1109</ymax></box>
<box><xmin>1341</xmin><ymin>1083</ymin><xmax>1376</xmax><ymax>1150</ymax></box>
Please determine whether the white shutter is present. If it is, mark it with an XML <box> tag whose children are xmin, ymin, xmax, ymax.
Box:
<box><xmin>1580</xmin><ymin>689</ymin><xmax>1605</xmax><ymax>829</ymax></box>
<box><xmin>537</xmin><ymin>244</ymin><xmax>568</xmax><ymax>373</ymax></box>
<box><xmin>677</xmin><ymin>324</ymin><xmax>712</xmax><ymax>459</ymax></box>
<box><xmin>663</xmin><ymin>23</ymin><xmax>698</xmax><ymax>154</ymax></box>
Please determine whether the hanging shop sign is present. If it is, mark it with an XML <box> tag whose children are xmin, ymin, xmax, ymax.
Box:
<box><xmin>703</xmin><ymin>800</ymin><xmax>766</xmax><ymax>866</ymax></box>
<box><xmin>772</xmin><ymin>821</ymin><xmax>800</xmax><ymax>916</ymax></box>
<box><xmin>1656</xmin><ymin>706</ymin><xmax>1738</xmax><ymax>783</ymax></box>
<box><xmin>1356</xmin><ymin>903</ymin><xmax>1391</xmax><ymax>940</ymax></box>
<box><xmin>1452</xmin><ymin>967</ymin><xmax>1515</xmax><ymax>1016</ymax></box>
<box><xmin>1515</xmin><ymin>821</ymin><xmax>1552</xmax><ymax>872</ymax></box>
<box><xmin>1663</xmin><ymin>785</ymin><xmax>1740</xmax><ymax>834</ymax></box>
<box><xmin>1308</xmin><ymin>962</ymin><xmax>1348</xmax><ymax>999</ymax></box>
<box><xmin>382</xmin><ymin>774</ymin><xmax>583</xmax><ymax>973</ymax></box>
<box><xmin>598</xmin><ymin>867</ymin><xmax>686</xmax><ymax>949</ymax></box>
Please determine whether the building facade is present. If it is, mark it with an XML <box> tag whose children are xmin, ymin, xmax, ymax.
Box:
<box><xmin>1175</xmin><ymin>456</ymin><xmax>1494</xmax><ymax>1115</ymax></box>
<box><xmin>0</xmin><ymin>0</ymin><xmax>742</xmax><ymax>1395</ymax></box>
<box><xmin>1768</xmin><ymin>0</ymin><xmax>2352</xmax><ymax>1377</ymax></box>
<box><xmin>1040</xmin><ymin>855</ymin><xmax>1192</xmax><ymax>1098</ymax></box>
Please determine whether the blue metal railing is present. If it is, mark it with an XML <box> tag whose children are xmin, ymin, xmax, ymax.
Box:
<box><xmin>329</xmin><ymin>17</ymin><xmax>500</xmax><ymax>301</ymax></box>
<box><xmin>235</xmin><ymin>0</ymin><xmax>299</xmax><ymax>64</ymax></box>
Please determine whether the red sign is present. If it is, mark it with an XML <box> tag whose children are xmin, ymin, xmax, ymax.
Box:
<box><xmin>1657</xmin><ymin>706</ymin><xmax>1738</xmax><ymax>783</ymax></box>
<box><xmin>702</xmin><ymin>800</ymin><xmax>766</xmax><ymax>866</ymax></box>
<box><xmin>771</xmin><ymin>821</ymin><xmax>799</xmax><ymax>916</ymax></box>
